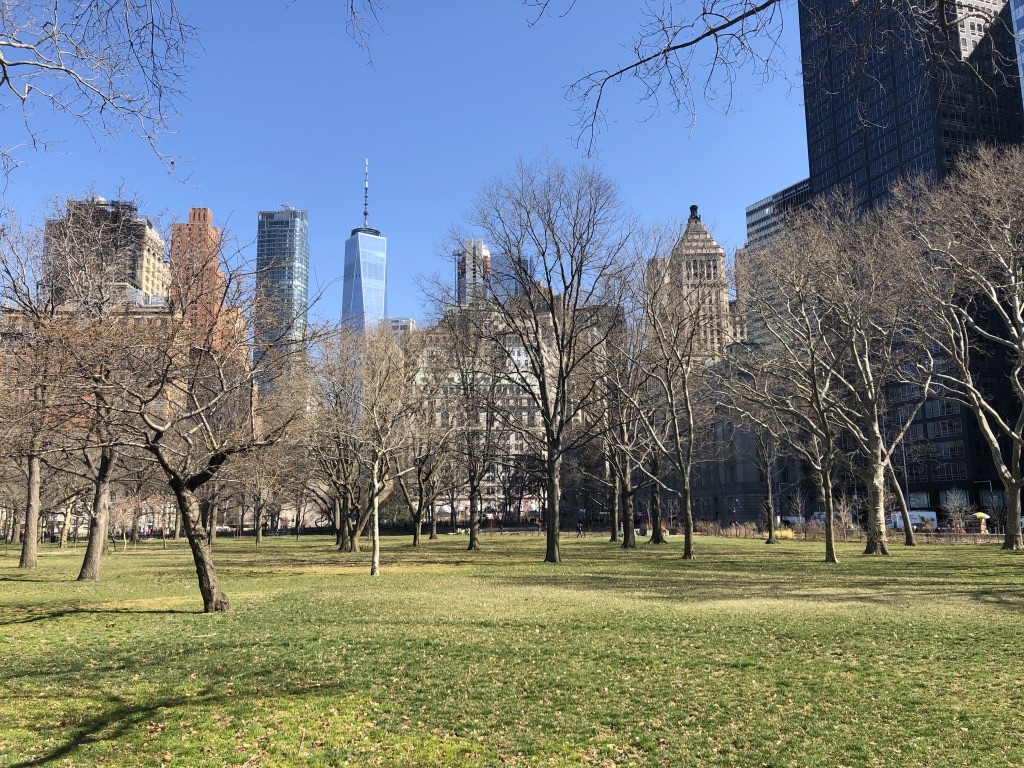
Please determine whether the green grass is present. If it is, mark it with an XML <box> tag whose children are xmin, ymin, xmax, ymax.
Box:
<box><xmin>2</xmin><ymin>534</ymin><xmax>1023</xmax><ymax>767</ymax></box>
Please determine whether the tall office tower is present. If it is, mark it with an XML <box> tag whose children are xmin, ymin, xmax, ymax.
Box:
<box><xmin>455</xmin><ymin>239</ymin><xmax>491</xmax><ymax>306</ymax></box>
<box><xmin>43</xmin><ymin>196</ymin><xmax>169</xmax><ymax>305</ymax></box>
<box><xmin>342</xmin><ymin>161</ymin><xmax>387</xmax><ymax>332</ymax></box>
<box><xmin>649</xmin><ymin>205</ymin><xmax>743</xmax><ymax>359</ymax></box>
<box><xmin>169</xmin><ymin>207</ymin><xmax>226</xmax><ymax>326</ymax></box>
<box><xmin>255</xmin><ymin>206</ymin><xmax>309</xmax><ymax>352</ymax></box>
<box><xmin>800</xmin><ymin>0</ymin><xmax>1024</xmax><ymax>206</ymax></box>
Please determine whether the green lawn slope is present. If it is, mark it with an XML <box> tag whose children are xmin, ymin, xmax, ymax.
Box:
<box><xmin>1</xmin><ymin>535</ymin><xmax>1021</xmax><ymax>767</ymax></box>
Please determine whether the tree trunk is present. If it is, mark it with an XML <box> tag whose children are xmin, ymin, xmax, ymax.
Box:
<box><xmin>207</xmin><ymin>500</ymin><xmax>218</xmax><ymax>545</ymax></box>
<box><xmin>58</xmin><ymin>505</ymin><xmax>71</xmax><ymax>549</ymax></box>
<box><xmin>370</xmin><ymin>472</ymin><xmax>381</xmax><ymax>576</ymax></box>
<box><xmin>337</xmin><ymin>499</ymin><xmax>351</xmax><ymax>552</ymax></box>
<box><xmin>412</xmin><ymin>509</ymin><xmax>423</xmax><ymax>547</ymax></box>
<box><xmin>332</xmin><ymin>496</ymin><xmax>344</xmax><ymax>548</ymax></box>
<box><xmin>11</xmin><ymin>502</ymin><xmax>23</xmax><ymax>545</ymax></box>
<box><xmin>351</xmin><ymin>507</ymin><xmax>371</xmax><ymax>553</ymax></box>
<box><xmin>680</xmin><ymin>485</ymin><xmax>695</xmax><ymax>560</ymax></box>
<box><xmin>764</xmin><ymin>463</ymin><xmax>777</xmax><ymax>544</ymax></box>
<box><xmin>606</xmin><ymin>473</ymin><xmax>622</xmax><ymax>544</ymax></box>
<box><xmin>1002</xmin><ymin>484</ymin><xmax>1023</xmax><ymax>550</ymax></box>
<box><xmin>173</xmin><ymin>484</ymin><xmax>230</xmax><ymax>612</ymax></box>
<box><xmin>78</xmin><ymin>452</ymin><xmax>113</xmax><ymax>580</ymax></box>
<box><xmin>545</xmin><ymin>451</ymin><xmax>561</xmax><ymax>563</ymax></box>
<box><xmin>429</xmin><ymin>505</ymin><xmax>438</xmax><ymax>540</ymax></box>
<box><xmin>887</xmin><ymin>463</ymin><xmax>916</xmax><ymax>546</ymax></box>
<box><xmin>649</xmin><ymin>456</ymin><xmax>666</xmax><ymax>544</ymax></box>
<box><xmin>19</xmin><ymin>454</ymin><xmax>42</xmax><ymax>569</ymax></box>
<box><xmin>819</xmin><ymin>471</ymin><xmax>838</xmax><ymax>564</ymax></box>
<box><xmin>863</xmin><ymin>463</ymin><xmax>890</xmax><ymax>555</ymax></box>
<box><xmin>620</xmin><ymin>490</ymin><xmax>637</xmax><ymax>549</ymax></box>
<box><xmin>467</xmin><ymin>483</ymin><xmax>482</xmax><ymax>551</ymax></box>
<box><xmin>174</xmin><ymin>506</ymin><xmax>182</xmax><ymax>541</ymax></box>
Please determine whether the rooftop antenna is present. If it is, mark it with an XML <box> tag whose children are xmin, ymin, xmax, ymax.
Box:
<box><xmin>363</xmin><ymin>158</ymin><xmax>370</xmax><ymax>229</ymax></box>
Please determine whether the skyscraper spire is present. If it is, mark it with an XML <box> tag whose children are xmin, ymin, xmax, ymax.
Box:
<box><xmin>363</xmin><ymin>158</ymin><xmax>370</xmax><ymax>229</ymax></box>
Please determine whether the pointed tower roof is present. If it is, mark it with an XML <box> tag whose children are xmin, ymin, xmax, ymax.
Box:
<box><xmin>673</xmin><ymin>204</ymin><xmax>725</xmax><ymax>261</ymax></box>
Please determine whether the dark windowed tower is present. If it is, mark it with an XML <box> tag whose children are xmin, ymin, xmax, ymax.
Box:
<box><xmin>799</xmin><ymin>0</ymin><xmax>1024</xmax><ymax>206</ymax></box>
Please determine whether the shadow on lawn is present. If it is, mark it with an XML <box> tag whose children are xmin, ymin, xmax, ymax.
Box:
<box><xmin>7</xmin><ymin>689</ymin><xmax>224</xmax><ymax>768</ymax></box>
<box><xmin>969</xmin><ymin>587</ymin><xmax>1024</xmax><ymax>613</ymax></box>
<box><xmin>0</xmin><ymin>606</ymin><xmax>194</xmax><ymax>627</ymax></box>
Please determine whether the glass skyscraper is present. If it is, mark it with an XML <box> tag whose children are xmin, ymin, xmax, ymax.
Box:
<box><xmin>342</xmin><ymin>160</ymin><xmax>387</xmax><ymax>332</ymax></box>
<box><xmin>1012</xmin><ymin>0</ymin><xmax>1024</xmax><ymax>107</ymax></box>
<box><xmin>342</xmin><ymin>227</ymin><xmax>387</xmax><ymax>332</ymax></box>
<box><xmin>255</xmin><ymin>206</ymin><xmax>309</xmax><ymax>352</ymax></box>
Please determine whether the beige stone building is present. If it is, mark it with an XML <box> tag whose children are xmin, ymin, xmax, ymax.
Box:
<box><xmin>649</xmin><ymin>205</ymin><xmax>745</xmax><ymax>360</ymax></box>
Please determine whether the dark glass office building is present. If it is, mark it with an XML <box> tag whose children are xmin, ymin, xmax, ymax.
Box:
<box><xmin>799</xmin><ymin>0</ymin><xmax>1024</xmax><ymax>207</ymax></box>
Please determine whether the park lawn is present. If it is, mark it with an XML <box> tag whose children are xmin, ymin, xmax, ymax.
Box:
<box><xmin>1</xmin><ymin>534</ymin><xmax>1022</xmax><ymax>767</ymax></box>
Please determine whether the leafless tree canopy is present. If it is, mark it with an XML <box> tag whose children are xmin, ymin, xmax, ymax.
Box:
<box><xmin>0</xmin><ymin>1</ymin><xmax>196</xmax><ymax>173</ymax></box>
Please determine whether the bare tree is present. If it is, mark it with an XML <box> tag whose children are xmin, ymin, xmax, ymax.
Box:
<box><xmin>0</xmin><ymin>207</ymin><xmax>85</xmax><ymax>568</ymax></box>
<box><xmin>941</xmin><ymin>487</ymin><xmax>975</xmax><ymax>534</ymax></box>
<box><xmin>0</xmin><ymin>1</ymin><xmax>197</xmax><ymax>174</ymax></box>
<box><xmin>347</xmin><ymin>326</ymin><xmax>418</xmax><ymax>575</ymax></box>
<box><xmin>630</xmin><ymin>216</ymin><xmax>732</xmax><ymax>560</ymax></box>
<box><xmin>896</xmin><ymin>146</ymin><xmax>1024</xmax><ymax>550</ymax></box>
<box><xmin>307</xmin><ymin>331</ymin><xmax>370</xmax><ymax>552</ymax></box>
<box><xmin>390</xmin><ymin>329</ymin><xmax>454</xmax><ymax>547</ymax></box>
<box><xmin>97</xmin><ymin>232</ymin><xmax>315</xmax><ymax>611</ymax></box>
<box><xmin>433</xmin><ymin>308</ymin><xmax>510</xmax><ymax>552</ymax></box>
<box><xmin>728</xmin><ymin>195</ymin><xmax>932</xmax><ymax>559</ymax></box>
<box><xmin>467</xmin><ymin>157</ymin><xmax>631</xmax><ymax>564</ymax></box>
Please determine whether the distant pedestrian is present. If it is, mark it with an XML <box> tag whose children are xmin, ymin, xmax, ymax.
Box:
<box><xmin>576</xmin><ymin>521</ymin><xmax>585</xmax><ymax>538</ymax></box>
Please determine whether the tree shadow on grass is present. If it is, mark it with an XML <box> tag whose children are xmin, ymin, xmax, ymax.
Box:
<box><xmin>501</xmin><ymin>568</ymin><xmax>1024</xmax><ymax>611</ymax></box>
<box><xmin>969</xmin><ymin>587</ymin><xmax>1024</xmax><ymax>613</ymax></box>
<box><xmin>7</xmin><ymin>688</ymin><xmax>226</xmax><ymax>768</ymax></box>
<box><xmin>0</xmin><ymin>606</ymin><xmax>195</xmax><ymax>626</ymax></box>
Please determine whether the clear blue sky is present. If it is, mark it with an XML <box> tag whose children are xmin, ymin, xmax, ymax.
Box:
<box><xmin>1</xmin><ymin>1</ymin><xmax>808</xmax><ymax>324</ymax></box>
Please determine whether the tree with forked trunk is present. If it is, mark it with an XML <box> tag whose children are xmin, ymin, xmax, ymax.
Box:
<box><xmin>728</xmin><ymin>194</ymin><xmax>933</xmax><ymax>558</ymax></box>
<box><xmin>893</xmin><ymin>146</ymin><xmax>1024</xmax><ymax>551</ymax></box>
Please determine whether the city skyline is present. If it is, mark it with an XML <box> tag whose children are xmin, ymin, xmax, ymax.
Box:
<box><xmin>0</xmin><ymin>2</ymin><xmax>809</xmax><ymax>325</ymax></box>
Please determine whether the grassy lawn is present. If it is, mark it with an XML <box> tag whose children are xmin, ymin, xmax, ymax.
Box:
<box><xmin>1</xmin><ymin>533</ymin><xmax>1022</xmax><ymax>767</ymax></box>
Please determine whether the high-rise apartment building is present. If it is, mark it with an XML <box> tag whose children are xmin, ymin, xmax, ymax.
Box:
<box><xmin>169</xmin><ymin>207</ymin><xmax>226</xmax><ymax>325</ymax></box>
<box><xmin>43</xmin><ymin>197</ymin><xmax>169</xmax><ymax>305</ymax></box>
<box><xmin>455</xmin><ymin>239</ymin><xmax>491</xmax><ymax>306</ymax></box>
<box><xmin>255</xmin><ymin>206</ymin><xmax>309</xmax><ymax>351</ymax></box>
<box><xmin>799</xmin><ymin>0</ymin><xmax>1024</xmax><ymax>206</ymax></box>
<box><xmin>342</xmin><ymin>161</ymin><xmax>387</xmax><ymax>332</ymax></box>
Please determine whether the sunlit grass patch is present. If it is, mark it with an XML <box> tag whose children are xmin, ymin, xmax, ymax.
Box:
<box><xmin>2</xmin><ymin>535</ymin><xmax>1023</xmax><ymax>766</ymax></box>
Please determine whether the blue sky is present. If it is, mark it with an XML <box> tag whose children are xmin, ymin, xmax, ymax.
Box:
<box><xmin>1</xmin><ymin>1</ymin><xmax>808</xmax><ymax>324</ymax></box>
